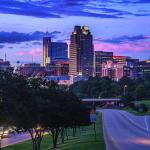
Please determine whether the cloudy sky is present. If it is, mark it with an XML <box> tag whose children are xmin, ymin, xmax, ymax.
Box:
<box><xmin>0</xmin><ymin>0</ymin><xmax>150</xmax><ymax>65</ymax></box>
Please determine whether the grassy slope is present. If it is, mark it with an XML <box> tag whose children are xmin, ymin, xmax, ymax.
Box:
<box><xmin>3</xmin><ymin>114</ymin><xmax>105</xmax><ymax>150</ymax></box>
<box><xmin>124</xmin><ymin>100</ymin><xmax>150</xmax><ymax>115</ymax></box>
<box><xmin>134</xmin><ymin>100</ymin><xmax>150</xmax><ymax>108</ymax></box>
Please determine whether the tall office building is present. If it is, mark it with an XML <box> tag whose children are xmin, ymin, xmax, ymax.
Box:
<box><xmin>94</xmin><ymin>51</ymin><xmax>113</xmax><ymax>76</ymax></box>
<box><xmin>48</xmin><ymin>42</ymin><xmax>68</xmax><ymax>63</ymax></box>
<box><xmin>43</xmin><ymin>31</ymin><xmax>51</xmax><ymax>66</ymax></box>
<box><xmin>43</xmin><ymin>31</ymin><xmax>68</xmax><ymax>66</ymax></box>
<box><xmin>69</xmin><ymin>26</ymin><xmax>94</xmax><ymax>78</ymax></box>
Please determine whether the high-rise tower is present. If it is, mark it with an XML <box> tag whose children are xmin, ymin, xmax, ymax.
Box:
<box><xmin>48</xmin><ymin>42</ymin><xmax>68</xmax><ymax>63</ymax></box>
<box><xmin>43</xmin><ymin>31</ymin><xmax>51</xmax><ymax>66</ymax></box>
<box><xmin>69</xmin><ymin>26</ymin><xmax>94</xmax><ymax>78</ymax></box>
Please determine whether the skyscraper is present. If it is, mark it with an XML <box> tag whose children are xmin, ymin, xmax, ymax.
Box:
<box><xmin>43</xmin><ymin>31</ymin><xmax>68</xmax><ymax>66</ymax></box>
<box><xmin>69</xmin><ymin>26</ymin><xmax>94</xmax><ymax>78</ymax></box>
<box><xmin>48</xmin><ymin>42</ymin><xmax>68</xmax><ymax>63</ymax></box>
<box><xmin>43</xmin><ymin>31</ymin><xmax>51</xmax><ymax>66</ymax></box>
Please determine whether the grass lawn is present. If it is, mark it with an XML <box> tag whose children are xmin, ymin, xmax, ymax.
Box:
<box><xmin>134</xmin><ymin>100</ymin><xmax>150</xmax><ymax>109</ymax></box>
<box><xmin>124</xmin><ymin>107</ymin><xmax>145</xmax><ymax>115</ymax></box>
<box><xmin>3</xmin><ymin>113</ymin><xmax>105</xmax><ymax>150</ymax></box>
<box><xmin>124</xmin><ymin>100</ymin><xmax>150</xmax><ymax>116</ymax></box>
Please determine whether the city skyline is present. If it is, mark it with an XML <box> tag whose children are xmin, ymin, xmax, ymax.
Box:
<box><xmin>0</xmin><ymin>0</ymin><xmax>150</xmax><ymax>64</ymax></box>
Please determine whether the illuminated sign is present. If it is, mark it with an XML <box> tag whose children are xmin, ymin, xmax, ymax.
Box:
<box><xmin>113</xmin><ymin>56</ymin><xmax>128</xmax><ymax>59</ymax></box>
<box><xmin>83</xmin><ymin>26</ymin><xmax>89</xmax><ymax>31</ymax></box>
<box><xmin>82</xmin><ymin>26</ymin><xmax>89</xmax><ymax>35</ymax></box>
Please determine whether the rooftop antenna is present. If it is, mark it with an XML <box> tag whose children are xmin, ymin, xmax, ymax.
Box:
<box><xmin>46</xmin><ymin>27</ymin><xmax>48</xmax><ymax>33</ymax></box>
<box><xmin>45</xmin><ymin>28</ymin><xmax>49</xmax><ymax>37</ymax></box>
<box><xmin>4</xmin><ymin>53</ymin><xmax>7</xmax><ymax>62</ymax></box>
<box><xmin>32</xmin><ymin>55</ymin><xmax>34</xmax><ymax>63</ymax></box>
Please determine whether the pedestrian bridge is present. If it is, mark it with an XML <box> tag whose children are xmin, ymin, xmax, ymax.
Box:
<box><xmin>82</xmin><ymin>98</ymin><xmax>121</xmax><ymax>102</ymax></box>
<box><xmin>82</xmin><ymin>98</ymin><xmax>121</xmax><ymax>107</ymax></box>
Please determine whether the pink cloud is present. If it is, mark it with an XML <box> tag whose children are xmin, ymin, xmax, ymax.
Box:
<box><xmin>94</xmin><ymin>40</ymin><xmax>150</xmax><ymax>55</ymax></box>
<box><xmin>16</xmin><ymin>48</ymin><xmax>42</xmax><ymax>57</ymax></box>
<box><xmin>16</xmin><ymin>51</ymin><xmax>26</xmax><ymax>56</ymax></box>
<box><xmin>28</xmin><ymin>49</ymin><xmax>42</xmax><ymax>57</ymax></box>
<box><xmin>66</xmin><ymin>39</ymin><xmax>150</xmax><ymax>55</ymax></box>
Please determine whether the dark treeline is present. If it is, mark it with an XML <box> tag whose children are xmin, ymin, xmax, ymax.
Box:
<box><xmin>0</xmin><ymin>71</ymin><xmax>90</xmax><ymax>150</ymax></box>
<box><xmin>70</xmin><ymin>76</ymin><xmax>150</xmax><ymax>101</ymax></box>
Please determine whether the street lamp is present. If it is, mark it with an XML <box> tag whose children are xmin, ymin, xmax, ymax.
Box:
<box><xmin>124</xmin><ymin>85</ymin><xmax>128</xmax><ymax>97</ymax></box>
<box><xmin>0</xmin><ymin>127</ymin><xmax>9</xmax><ymax>150</ymax></box>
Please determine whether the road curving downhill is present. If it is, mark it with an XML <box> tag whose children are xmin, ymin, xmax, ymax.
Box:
<box><xmin>97</xmin><ymin>109</ymin><xmax>150</xmax><ymax>150</ymax></box>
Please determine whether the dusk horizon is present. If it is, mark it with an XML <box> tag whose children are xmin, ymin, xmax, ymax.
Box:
<box><xmin>0</xmin><ymin>0</ymin><xmax>150</xmax><ymax>64</ymax></box>
<box><xmin>1</xmin><ymin>1</ymin><xmax>150</xmax><ymax>150</ymax></box>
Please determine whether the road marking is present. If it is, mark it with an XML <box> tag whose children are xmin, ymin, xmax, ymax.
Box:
<box><xmin>118</xmin><ymin>111</ymin><xmax>150</xmax><ymax>133</ymax></box>
<box><xmin>145</xmin><ymin>116</ymin><xmax>149</xmax><ymax>131</ymax></box>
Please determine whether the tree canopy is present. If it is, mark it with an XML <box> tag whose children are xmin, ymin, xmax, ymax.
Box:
<box><xmin>0</xmin><ymin>71</ymin><xmax>90</xmax><ymax>150</ymax></box>
<box><xmin>70</xmin><ymin>76</ymin><xmax>150</xmax><ymax>101</ymax></box>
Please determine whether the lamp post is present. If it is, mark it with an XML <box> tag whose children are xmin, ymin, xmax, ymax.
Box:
<box><xmin>124</xmin><ymin>85</ymin><xmax>128</xmax><ymax>97</ymax></box>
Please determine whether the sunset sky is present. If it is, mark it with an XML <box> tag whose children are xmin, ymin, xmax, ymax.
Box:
<box><xmin>0</xmin><ymin>0</ymin><xmax>150</xmax><ymax>65</ymax></box>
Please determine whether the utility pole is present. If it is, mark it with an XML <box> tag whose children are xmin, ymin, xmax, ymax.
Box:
<box><xmin>32</xmin><ymin>55</ymin><xmax>34</xmax><ymax>63</ymax></box>
<box><xmin>4</xmin><ymin>53</ymin><xmax>7</xmax><ymax>62</ymax></box>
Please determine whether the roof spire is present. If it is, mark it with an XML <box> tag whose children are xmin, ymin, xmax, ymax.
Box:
<box><xmin>45</xmin><ymin>28</ymin><xmax>49</xmax><ymax>37</ymax></box>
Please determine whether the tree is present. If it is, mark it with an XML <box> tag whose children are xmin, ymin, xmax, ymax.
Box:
<box><xmin>43</xmin><ymin>90</ymin><xmax>90</xmax><ymax>148</ymax></box>
<box><xmin>135</xmin><ymin>84</ymin><xmax>146</xmax><ymax>100</ymax></box>
<box><xmin>0</xmin><ymin>71</ymin><xmax>89</xmax><ymax>150</ymax></box>
<box><xmin>110</xmin><ymin>82</ymin><xmax>121</xmax><ymax>97</ymax></box>
<box><xmin>0</xmin><ymin>71</ymin><xmax>32</xmax><ymax>149</ymax></box>
<box><xmin>0</xmin><ymin>72</ymin><xmax>47</xmax><ymax>150</ymax></box>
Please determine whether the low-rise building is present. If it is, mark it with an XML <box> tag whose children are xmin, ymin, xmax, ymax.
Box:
<box><xmin>102</xmin><ymin>59</ymin><xmax>139</xmax><ymax>81</ymax></box>
<box><xmin>94</xmin><ymin>51</ymin><xmax>113</xmax><ymax>77</ymax></box>
<box><xmin>43</xmin><ymin>75</ymin><xmax>72</xmax><ymax>86</ymax></box>
<box><xmin>113</xmin><ymin>56</ymin><xmax>131</xmax><ymax>62</ymax></box>
<box><xmin>137</xmin><ymin>59</ymin><xmax>150</xmax><ymax>78</ymax></box>
<box><xmin>43</xmin><ymin>75</ymin><xmax>88</xmax><ymax>86</ymax></box>
<box><xmin>45</xmin><ymin>60</ymin><xmax>69</xmax><ymax>76</ymax></box>
<box><xmin>102</xmin><ymin>61</ymin><xmax>127</xmax><ymax>81</ymax></box>
<box><xmin>17</xmin><ymin>63</ymin><xmax>45</xmax><ymax>77</ymax></box>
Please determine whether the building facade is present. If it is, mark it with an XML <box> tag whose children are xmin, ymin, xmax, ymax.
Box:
<box><xmin>137</xmin><ymin>59</ymin><xmax>150</xmax><ymax>78</ymax></box>
<box><xmin>0</xmin><ymin>59</ymin><xmax>13</xmax><ymax>72</ymax></box>
<box><xmin>43</xmin><ymin>75</ymin><xmax>72</xmax><ymax>86</ymax></box>
<box><xmin>43</xmin><ymin>75</ymin><xmax>87</xmax><ymax>86</ymax></box>
<box><xmin>102</xmin><ymin>59</ymin><xmax>139</xmax><ymax>81</ymax></box>
<box><xmin>113</xmin><ymin>56</ymin><xmax>131</xmax><ymax>62</ymax></box>
<box><xmin>17</xmin><ymin>63</ymin><xmax>45</xmax><ymax>77</ymax></box>
<box><xmin>43</xmin><ymin>31</ymin><xmax>68</xmax><ymax>66</ymax></box>
<box><xmin>94</xmin><ymin>51</ymin><xmax>113</xmax><ymax>77</ymax></box>
<box><xmin>43</xmin><ymin>31</ymin><xmax>51</xmax><ymax>66</ymax></box>
<box><xmin>69</xmin><ymin>26</ymin><xmax>94</xmax><ymax>78</ymax></box>
<box><xmin>48</xmin><ymin>42</ymin><xmax>68</xmax><ymax>63</ymax></box>
<box><xmin>102</xmin><ymin>61</ymin><xmax>127</xmax><ymax>81</ymax></box>
<box><xmin>45</xmin><ymin>60</ymin><xmax>69</xmax><ymax>76</ymax></box>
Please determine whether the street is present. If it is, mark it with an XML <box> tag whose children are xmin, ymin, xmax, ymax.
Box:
<box><xmin>1</xmin><ymin>133</ymin><xmax>31</xmax><ymax>148</ymax></box>
<box><xmin>98</xmin><ymin>109</ymin><xmax>150</xmax><ymax>150</ymax></box>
